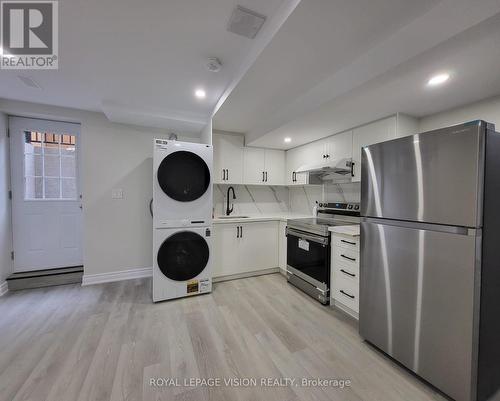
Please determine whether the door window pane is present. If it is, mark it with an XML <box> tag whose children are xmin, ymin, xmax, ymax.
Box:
<box><xmin>44</xmin><ymin>178</ymin><xmax>60</xmax><ymax>198</ymax></box>
<box><xmin>25</xmin><ymin>176</ymin><xmax>43</xmax><ymax>199</ymax></box>
<box><xmin>44</xmin><ymin>155</ymin><xmax>60</xmax><ymax>177</ymax></box>
<box><xmin>61</xmin><ymin>157</ymin><xmax>76</xmax><ymax>178</ymax></box>
<box><xmin>62</xmin><ymin>178</ymin><xmax>76</xmax><ymax>199</ymax></box>
<box><xmin>24</xmin><ymin>131</ymin><xmax>78</xmax><ymax>200</ymax></box>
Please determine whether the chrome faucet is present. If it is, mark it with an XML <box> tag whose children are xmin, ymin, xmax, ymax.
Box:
<box><xmin>226</xmin><ymin>186</ymin><xmax>236</xmax><ymax>216</ymax></box>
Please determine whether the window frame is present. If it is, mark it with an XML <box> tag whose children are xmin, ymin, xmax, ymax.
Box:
<box><xmin>23</xmin><ymin>131</ymin><xmax>78</xmax><ymax>201</ymax></box>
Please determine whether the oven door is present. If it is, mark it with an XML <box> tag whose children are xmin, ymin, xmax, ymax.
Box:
<box><xmin>286</xmin><ymin>227</ymin><xmax>330</xmax><ymax>288</ymax></box>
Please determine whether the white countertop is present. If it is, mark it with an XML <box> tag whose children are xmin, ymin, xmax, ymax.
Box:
<box><xmin>328</xmin><ymin>224</ymin><xmax>360</xmax><ymax>237</ymax></box>
<box><xmin>213</xmin><ymin>213</ymin><xmax>312</xmax><ymax>224</ymax></box>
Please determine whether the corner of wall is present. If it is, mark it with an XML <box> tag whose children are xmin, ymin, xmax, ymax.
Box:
<box><xmin>0</xmin><ymin>111</ymin><xmax>13</xmax><ymax>287</ymax></box>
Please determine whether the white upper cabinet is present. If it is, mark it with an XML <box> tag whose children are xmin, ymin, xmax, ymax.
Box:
<box><xmin>325</xmin><ymin>130</ymin><xmax>353</xmax><ymax>161</ymax></box>
<box><xmin>286</xmin><ymin>145</ymin><xmax>310</xmax><ymax>185</ymax></box>
<box><xmin>243</xmin><ymin>147</ymin><xmax>285</xmax><ymax>185</ymax></box>
<box><xmin>243</xmin><ymin>147</ymin><xmax>266</xmax><ymax>184</ymax></box>
<box><xmin>213</xmin><ymin>133</ymin><xmax>244</xmax><ymax>184</ymax></box>
<box><xmin>351</xmin><ymin>116</ymin><xmax>396</xmax><ymax>182</ymax></box>
<box><xmin>264</xmin><ymin>149</ymin><xmax>285</xmax><ymax>185</ymax></box>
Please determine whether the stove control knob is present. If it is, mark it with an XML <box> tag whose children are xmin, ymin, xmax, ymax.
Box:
<box><xmin>348</xmin><ymin>205</ymin><xmax>353</xmax><ymax>209</ymax></box>
<box><xmin>354</xmin><ymin>205</ymin><xmax>359</xmax><ymax>210</ymax></box>
<box><xmin>319</xmin><ymin>203</ymin><xmax>323</xmax><ymax>207</ymax></box>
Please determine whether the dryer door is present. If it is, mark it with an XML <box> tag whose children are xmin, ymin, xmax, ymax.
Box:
<box><xmin>157</xmin><ymin>231</ymin><xmax>209</xmax><ymax>281</ymax></box>
<box><xmin>157</xmin><ymin>151</ymin><xmax>210</xmax><ymax>202</ymax></box>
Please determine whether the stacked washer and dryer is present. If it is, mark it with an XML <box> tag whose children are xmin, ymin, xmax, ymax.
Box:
<box><xmin>152</xmin><ymin>139</ymin><xmax>213</xmax><ymax>302</ymax></box>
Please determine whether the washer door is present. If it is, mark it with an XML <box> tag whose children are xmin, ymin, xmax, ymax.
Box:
<box><xmin>157</xmin><ymin>231</ymin><xmax>209</xmax><ymax>281</ymax></box>
<box><xmin>157</xmin><ymin>151</ymin><xmax>210</xmax><ymax>202</ymax></box>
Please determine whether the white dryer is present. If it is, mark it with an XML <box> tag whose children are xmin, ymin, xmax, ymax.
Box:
<box><xmin>153</xmin><ymin>139</ymin><xmax>213</xmax><ymax>228</ymax></box>
<box><xmin>153</xmin><ymin>226</ymin><xmax>212</xmax><ymax>302</ymax></box>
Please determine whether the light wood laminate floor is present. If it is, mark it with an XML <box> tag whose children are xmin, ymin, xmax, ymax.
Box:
<box><xmin>0</xmin><ymin>273</ymin><xmax>447</xmax><ymax>401</ymax></box>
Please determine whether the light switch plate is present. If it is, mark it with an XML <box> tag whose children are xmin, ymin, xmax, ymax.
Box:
<box><xmin>111</xmin><ymin>188</ymin><xmax>123</xmax><ymax>199</ymax></box>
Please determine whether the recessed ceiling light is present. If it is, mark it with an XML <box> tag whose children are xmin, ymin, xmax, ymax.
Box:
<box><xmin>427</xmin><ymin>73</ymin><xmax>450</xmax><ymax>87</ymax></box>
<box><xmin>195</xmin><ymin>89</ymin><xmax>206</xmax><ymax>99</ymax></box>
<box><xmin>284</xmin><ymin>137</ymin><xmax>292</xmax><ymax>143</ymax></box>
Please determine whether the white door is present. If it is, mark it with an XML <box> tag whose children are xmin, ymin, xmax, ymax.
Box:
<box><xmin>9</xmin><ymin>116</ymin><xmax>83</xmax><ymax>272</ymax></box>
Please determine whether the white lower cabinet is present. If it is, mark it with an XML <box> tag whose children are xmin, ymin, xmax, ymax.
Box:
<box><xmin>213</xmin><ymin>221</ymin><xmax>279</xmax><ymax>278</ymax></box>
<box><xmin>330</xmin><ymin>233</ymin><xmax>360</xmax><ymax>319</ymax></box>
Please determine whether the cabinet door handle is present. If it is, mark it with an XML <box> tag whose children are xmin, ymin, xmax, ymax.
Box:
<box><xmin>239</xmin><ymin>226</ymin><xmax>243</xmax><ymax>238</ymax></box>
<box><xmin>222</xmin><ymin>169</ymin><xmax>225</xmax><ymax>181</ymax></box>
<box><xmin>262</xmin><ymin>172</ymin><xmax>265</xmax><ymax>182</ymax></box>
<box><xmin>350</xmin><ymin>161</ymin><xmax>355</xmax><ymax>177</ymax></box>
<box><xmin>341</xmin><ymin>254</ymin><xmax>356</xmax><ymax>262</ymax></box>
<box><xmin>341</xmin><ymin>239</ymin><xmax>356</xmax><ymax>245</ymax></box>
<box><xmin>340</xmin><ymin>269</ymin><xmax>356</xmax><ymax>278</ymax></box>
<box><xmin>226</xmin><ymin>169</ymin><xmax>229</xmax><ymax>181</ymax></box>
<box><xmin>340</xmin><ymin>290</ymin><xmax>355</xmax><ymax>299</ymax></box>
<box><xmin>236</xmin><ymin>226</ymin><xmax>240</xmax><ymax>238</ymax></box>
<box><xmin>293</xmin><ymin>172</ymin><xmax>296</xmax><ymax>182</ymax></box>
<box><xmin>265</xmin><ymin>171</ymin><xmax>268</xmax><ymax>182</ymax></box>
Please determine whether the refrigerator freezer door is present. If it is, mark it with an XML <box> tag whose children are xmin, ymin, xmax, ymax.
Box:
<box><xmin>361</xmin><ymin>121</ymin><xmax>485</xmax><ymax>228</ymax></box>
<box><xmin>360</xmin><ymin>219</ymin><xmax>479</xmax><ymax>401</ymax></box>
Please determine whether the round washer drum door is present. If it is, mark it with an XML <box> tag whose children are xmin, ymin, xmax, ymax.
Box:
<box><xmin>157</xmin><ymin>231</ymin><xmax>209</xmax><ymax>281</ymax></box>
<box><xmin>157</xmin><ymin>151</ymin><xmax>210</xmax><ymax>202</ymax></box>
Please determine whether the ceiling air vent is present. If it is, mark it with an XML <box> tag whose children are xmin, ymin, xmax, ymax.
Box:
<box><xmin>227</xmin><ymin>6</ymin><xmax>266</xmax><ymax>39</ymax></box>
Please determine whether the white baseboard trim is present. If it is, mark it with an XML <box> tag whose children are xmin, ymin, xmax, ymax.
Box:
<box><xmin>0</xmin><ymin>281</ymin><xmax>8</xmax><ymax>297</ymax></box>
<box><xmin>82</xmin><ymin>267</ymin><xmax>152</xmax><ymax>286</ymax></box>
<box><xmin>213</xmin><ymin>267</ymin><xmax>279</xmax><ymax>283</ymax></box>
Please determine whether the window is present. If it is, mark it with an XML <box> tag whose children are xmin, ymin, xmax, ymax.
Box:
<box><xmin>24</xmin><ymin>131</ymin><xmax>77</xmax><ymax>200</ymax></box>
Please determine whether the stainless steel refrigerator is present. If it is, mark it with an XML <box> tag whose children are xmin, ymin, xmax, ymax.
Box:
<box><xmin>360</xmin><ymin>120</ymin><xmax>500</xmax><ymax>401</ymax></box>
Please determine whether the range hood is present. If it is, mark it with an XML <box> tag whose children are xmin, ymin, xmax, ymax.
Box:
<box><xmin>296</xmin><ymin>157</ymin><xmax>354</xmax><ymax>181</ymax></box>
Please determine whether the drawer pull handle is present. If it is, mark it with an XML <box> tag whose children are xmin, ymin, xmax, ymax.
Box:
<box><xmin>341</xmin><ymin>254</ymin><xmax>356</xmax><ymax>262</ymax></box>
<box><xmin>341</xmin><ymin>239</ymin><xmax>356</xmax><ymax>245</ymax></box>
<box><xmin>340</xmin><ymin>290</ymin><xmax>355</xmax><ymax>299</ymax></box>
<box><xmin>340</xmin><ymin>269</ymin><xmax>356</xmax><ymax>278</ymax></box>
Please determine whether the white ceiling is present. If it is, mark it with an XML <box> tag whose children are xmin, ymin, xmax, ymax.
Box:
<box><xmin>213</xmin><ymin>0</ymin><xmax>500</xmax><ymax>149</ymax></box>
<box><xmin>0</xmin><ymin>0</ymin><xmax>292</xmax><ymax>133</ymax></box>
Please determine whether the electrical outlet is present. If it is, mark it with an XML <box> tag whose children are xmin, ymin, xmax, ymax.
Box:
<box><xmin>111</xmin><ymin>188</ymin><xmax>123</xmax><ymax>199</ymax></box>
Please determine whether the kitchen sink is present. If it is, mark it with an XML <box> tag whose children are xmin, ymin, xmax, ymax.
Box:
<box><xmin>217</xmin><ymin>215</ymin><xmax>250</xmax><ymax>219</ymax></box>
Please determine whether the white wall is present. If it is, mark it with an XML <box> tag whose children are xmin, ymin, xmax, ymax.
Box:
<box><xmin>200</xmin><ymin>120</ymin><xmax>212</xmax><ymax>145</ymax></box>
<box><xmin>419</xmin><ymin>95</ymin><xmax>500</xmax><ymax>132</ymax></box>
<box><xmin>0</xmin><ymin>112</ymin><xmax>12</xmax><ymax>291</ymax></box>
<box><xmin>0</xmin><ymin>99</ymin><xmax>198</xmax><ymax>278</ymax></box>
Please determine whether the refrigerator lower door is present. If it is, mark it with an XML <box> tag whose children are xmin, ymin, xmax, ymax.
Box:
<box><xmin>360</xmin><ymin>219</ymin><xmax>480</xmax><ymax>401</ymax></box>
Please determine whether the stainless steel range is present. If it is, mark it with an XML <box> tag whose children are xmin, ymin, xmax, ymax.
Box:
<box><xmin>286</xmin><ymin>202</ymin><xmax>360</xmax><ymax>304</ymax></box>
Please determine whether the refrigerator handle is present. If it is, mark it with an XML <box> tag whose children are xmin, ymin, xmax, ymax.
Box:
<box><xmin>361</xmin><ymin>217</ymin><xmax>479</xmax><ymax>236</ymax></box>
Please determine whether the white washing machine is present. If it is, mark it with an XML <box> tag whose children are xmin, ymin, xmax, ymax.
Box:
<box><xmin>153</xmin><ymin>139</ymin><xmax>213</xmax><ymax>228</ymax></box>
<box><xmin>153</xmin><ymin>225</ymin><xmax>212</xmax><ymax>302</ymax></box>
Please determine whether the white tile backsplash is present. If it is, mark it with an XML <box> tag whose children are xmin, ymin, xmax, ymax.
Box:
<box><xmin>214</xmin><ymin>185</ymin><xmax>290</xmax><ymax>217</ymax></box>
<box><xmin>213</xmin><ymin>182</ymin><xmax>360</xmax><ymax>218</ymax></box>
<box><xmin>289</xmin><ymin>185</ymin><xmax>323</xmax><ymax>215</ymax></box>
<box><xmin>324</xmin><ymin>182</ymin><xmax>360</xmax><ymax>203</ymax></box>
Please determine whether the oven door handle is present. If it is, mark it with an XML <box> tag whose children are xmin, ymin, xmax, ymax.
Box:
<box><xmin>286</xmin><ymin>227</ymin><xmax>329</xmax><ymax>245</ymax></box>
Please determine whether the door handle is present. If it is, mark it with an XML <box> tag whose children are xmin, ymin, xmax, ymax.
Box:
<box><xmin>240</xmin><ymin>226</ymin><xmax>243</xmax><ymax>238</ymax></box>
<box><xmin>226</xmin><ymin>169</ymin><xmax>229</xmax><ymax>181</ymax></box>
<box><xmin>262</xmin><ymin>172</ymin><xmax>265</xmax><ymax>182</ymax></box>
<box><xmin>340</xmin><ymin>269</ymin><xmax>356</xmax><ymax>278</ymax></box>
<box><xmin>222</xmin><ymin>169</ymin><xmax>225</xmax><ymax>181</ymax></box>
<box><xmin>265</xmin><ymin>171</ymin><xmax>268</xmax><ymax>182</ymax></box>
<box><xmin>340</xmin><ymin>290</ymin><xmax>355</xmax><ymax>299</ymax></box>
<box><xmin>341</xmin><ymin>239</ymin><xmax>356</xmax><ymax>245</ymax></box>
<box><xmin>341</xmin><ymin>254</ymin><xmax>356</xmax><ymax>262</ymax></box>
<box><xmin>236</xmin><ymin>226</ymin><xmax>240</xmax><ymax>238</ymax></box>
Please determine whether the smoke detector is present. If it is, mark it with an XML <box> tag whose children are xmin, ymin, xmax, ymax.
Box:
<box><xmin>206</xmin><ymin>57</ymin><xmax>222</xmax><ymax>73</ymax></box>
<box><xmin>227</xmin><ymin>6</ymin><xmax>267</xmax><ymax>39</ymax></box>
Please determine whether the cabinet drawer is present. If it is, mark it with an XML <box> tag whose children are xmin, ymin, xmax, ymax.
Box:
<box><xmin>333</xmin><ymin>260</ymin><xmax>358</xmax><ymax>282</ymax></box>
<box><xmin>332</xmin><ymin>235</ymin><xmax>359</xmax><ymax>251</ymax></box>
<box><xmin>333</xmin><ymin>274</ymin><xmax>359</xmax><ymax>312</ymax></box>
<box><xmin>333</xmin><ymin>247</ymin><xmax>359</xmax><ymax>268</ymax></box>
